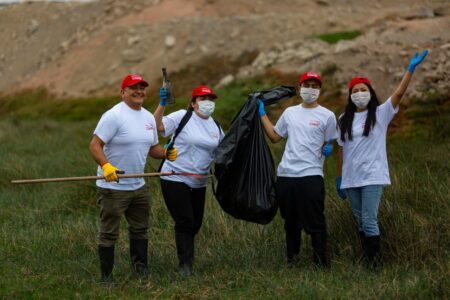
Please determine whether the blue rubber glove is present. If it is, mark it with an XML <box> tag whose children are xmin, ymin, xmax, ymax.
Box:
<box><xmin>407</xmin><ymin>49</ymin><xmax>428</xmax><ymax>73</ymax></box>
<box><xmin>322</xmin><ymin>140</ymin><xmax>333</xmax><ymax>157</ymax></box>
<box><xmin>258</xmin><ymin>99</ymin><xmax>266</xmax><ymax>117</ymax></box>
<box><xmin>335</xmin><ymin>176</ymin><xmax>346</xmax><ymax>200</ymax></box>
<box><xmin>159</xmin><ymin>87</ymin><xmax>167</xmax><ymax>106</ymax></box>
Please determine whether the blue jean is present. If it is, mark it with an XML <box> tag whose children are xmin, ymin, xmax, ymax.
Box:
<box><xmin>345</xmin><ymin>185</ymin><xmax>383</xmax><ymax>237</ymax></box>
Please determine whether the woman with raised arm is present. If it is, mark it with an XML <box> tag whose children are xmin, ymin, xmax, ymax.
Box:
<box><xmin>336</xmin><ymin>50</ymin><xmax>428</xmax><ymax>269</ymax></box>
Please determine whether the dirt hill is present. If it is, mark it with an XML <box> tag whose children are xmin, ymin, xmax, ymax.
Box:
<box><xmin>0</xmin><ymin>0</ymin><xmax>449</xmax><ymax>101</ymax></box>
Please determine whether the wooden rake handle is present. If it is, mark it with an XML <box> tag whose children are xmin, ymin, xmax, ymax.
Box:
<box><xmin>11</xmin><ymin>172</ymin><xmax>210</xmax><ymax>185</ymax></box>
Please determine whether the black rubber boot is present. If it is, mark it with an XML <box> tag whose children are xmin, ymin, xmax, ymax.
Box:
<box><xmin>98</xmin><ymin>245</ymin><xmax>114</xmax><ymax>283</ymax></box>
<box><xmin>365</xmin><ymin>235</ymin><xmax>382</xmax><ymax>270</ymax></box>
<box><xmin>175</xmin><ymin>232</ymin><xmax>194</xmax><ymax>277</ymax></box>
<box><xmin>285</xmin><ymin>225</ymin><xmax>301</xmax><ymax>266</ymax></box>
<box><xmin>311</xmin><ymin>232</ymin><xmax>330</xmax><ymax>268</ymax></box>
<box><xmin>130</xmin><ymin>239</ymin><xmax>149</xmax><ymax>278</ymax></box>
<box><xmin>358</xmin><ymin>231</ymin><xmax>366</xmax><ymax>263</ymax></box>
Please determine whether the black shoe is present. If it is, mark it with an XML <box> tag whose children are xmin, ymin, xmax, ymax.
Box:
<box><xmin>285</xmin><ymin>222</ymin><xmax>301</xmax><ymax>267</ymax></box>
<box><xmin>178</xmin><ymin>263</ymin><xmax>192</xmax><ymax>278</ymax></box>
<box><xmin>130</xmin><ymin>239</ymin><xmax>149</xmax><ymax>278</ymax></box>
<box><xmin>175</xmin><ymin>232</ymin><xmax>195</xmax><ymax>276</ymax></box>
<box><xmin>133</xmin><ymin>262</ymin><xmax>149</xmax><ymax>279</ymax></box>
<box><xmin>311</xmin><ymin>232</ymin><xmax>330</xmax><ymax>269</ymax></box>
<box><xmin>100</xmin><ymin>273</ymin><xmax>114</xmax><ymax>284</ymax></box>
<box><xmin>357</xmin><ymin>231</ymin><xmax>367</xmax><ymax>263</ymax></box>
<box><xmin>365</xmin><ymin>235</ymin><xmax>382</xmax><ymax>270</ymax></box>
<box><xmin>98</xmin><ymin>245</ymin><xmax>114</xmax><ymax>283</ymax></box>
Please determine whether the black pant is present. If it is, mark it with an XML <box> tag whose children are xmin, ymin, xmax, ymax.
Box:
<box><xmin>160</xmin><ymin>179</ymin><xmax>206</xmax><ymax>266</ymax></box>
<box><xmin>276</xmin><ymin>176</ymin><xmax>328</xmax><ymax>264</ymax></box>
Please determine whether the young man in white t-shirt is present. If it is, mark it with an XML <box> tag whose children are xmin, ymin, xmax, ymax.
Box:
<box><xmin>259</xmin><ymin>72</ymin><xmax>337</xmax><ymax>267</ymax></box>
<box><xmin>89</xmin><ymin>74</ymin><xmax>178</xmax><ymax>283</ymax></box>
<box><xmin>336</xmin><ymin>50</ymin><xmax>428</xmax><ymax>269</ymax></box>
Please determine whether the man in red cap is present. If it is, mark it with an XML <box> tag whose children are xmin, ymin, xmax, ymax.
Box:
<box><xmin>89</xmin><ymin>74</ymin><xmax>178</xmax><ymax>283</ymax></box>
<box><xmin>259</xmin><ymin>72</ymin><xmax>337</xmax><ymax>268</ymax></box>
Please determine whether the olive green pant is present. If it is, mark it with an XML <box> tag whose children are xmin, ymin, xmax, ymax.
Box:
<box><xmin>97</xmin><ymin>185</ymin><xmax>151</xmax><ymax>247</ymax></box>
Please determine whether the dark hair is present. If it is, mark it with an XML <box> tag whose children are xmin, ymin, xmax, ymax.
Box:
<box><xmin>338</xmin><ymin>84</ymin><xmax>379</xmax><ymax>142</ymax></box>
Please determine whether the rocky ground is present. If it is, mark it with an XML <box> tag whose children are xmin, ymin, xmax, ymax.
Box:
<box><xmin>0</xmin><ymin>0</ymin><xmax>448</xmax><ymax>101</ymax></box>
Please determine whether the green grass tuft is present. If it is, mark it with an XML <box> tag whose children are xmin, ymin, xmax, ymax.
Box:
<box><xmin>316</xmin><ymin>30</ymin><xmax>362</xmax><ymax>44</ymax></box>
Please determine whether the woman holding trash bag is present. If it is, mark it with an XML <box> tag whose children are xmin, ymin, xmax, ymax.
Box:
<box><xmin>153</xmin><ymin>85</ymin><xmax>224</xmax><ymax>277</ymax></box>
<box><xmin>335</xmin><ymin>50</ymin><xmax>428</xmax><ymax>269</ymax></box>
<box><xmin>259</xmin><ymin>72</ymin><xmax>337</xmax><ymax>267</ymax></box>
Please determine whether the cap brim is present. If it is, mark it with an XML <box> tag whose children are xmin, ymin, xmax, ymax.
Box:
<box><xmin>127</xmin><ymin>80</ymin><xmax>149</xmax><ymax>88</ymax></box>
<box><xmin>300</xmin><ymin>77</ymin><xmax>322</xmax><ymax>86</ymax></box>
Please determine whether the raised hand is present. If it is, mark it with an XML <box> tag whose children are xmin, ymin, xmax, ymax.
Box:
<box><xmin>408</xmin><ymin>49</ymin><xmax>429</xmax><ymax>73</ymax></box>
<box><xmin>159</xmin><ymin>87</ymin><xmax>168</xmax><ymax>106</ymax></box>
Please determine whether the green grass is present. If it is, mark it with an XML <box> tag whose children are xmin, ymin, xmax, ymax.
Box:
<box><xmin>316</xmin><ymin>31</ymin><xmax>362</xmax><ymax>44</ymax></box>
<box><xmin>0</xmin><ymin>84</ymin><xmax>449</xmax><ymax>298</ymax></box>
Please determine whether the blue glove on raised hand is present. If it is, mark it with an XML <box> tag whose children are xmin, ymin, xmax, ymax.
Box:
<box><xmin>159</xmin><ymin>87</ymin><xmax>168</xmax><ymax>106</ymax></box>
<box><xmin>408</xmin><ymin>49</ymin><xmax>429</xmax><ymax>73</ymax></box>
<box><xmin>322</xmin><ymin>140</ymin><xmax>333</xmax><ymax>157</ymax></box>
<box><xmin>258</xmin><ymin>99</ymin><xmax>266</xmax><ymax>117</ymax></box>
<box><xmin>335</xmin><ymin>176</ymin><xmax>346</xmax><ymax>200</ymax></box>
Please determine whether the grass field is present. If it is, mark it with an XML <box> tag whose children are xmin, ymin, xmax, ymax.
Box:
<box><xmin>0</xmin><ymin>82</ymin><xmax>449</xmax><ymax>299</ymax></box>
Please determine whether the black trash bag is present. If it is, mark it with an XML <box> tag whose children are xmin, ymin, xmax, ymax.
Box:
<box><xmin>213</xmin><ymin>86</ymin><xmax>295</xmax><ymax>224</ymax></box>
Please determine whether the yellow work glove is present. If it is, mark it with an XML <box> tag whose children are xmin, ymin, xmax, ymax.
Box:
<box><xmin>101</xmin><ymin>162</ymin><xmax>124</xmax><ymax>182</ymax></box>
<box><xmin>163</xmin><ymin>147</ymin><xmax>178</xmax><ymax>162</ymax></box>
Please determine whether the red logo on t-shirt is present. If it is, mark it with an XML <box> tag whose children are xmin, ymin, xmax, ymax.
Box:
<box><xmin>145</xmin><ymin>124</ymin><xmax>153</xmax><ymax>131</ymax></box>
<box><xmin>309</xmin><ymin>120</ymin><xmax>320</xmax><ymax>126</ymax></box>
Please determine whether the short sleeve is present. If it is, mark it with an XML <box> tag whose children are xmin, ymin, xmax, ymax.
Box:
<box><xmin>324</xmin><ymin>114</ymin><xmax>338</xmax><ymax>142</ymax></box>
<box><xmin>93</xmin><ymin>110</ymin><xmax>119</xmax><ymax>144</ymax></box>
<box><xmin>161</xmin><ymin>109</ymin><xmax>187</xmax><ymax>138</ymax></box>
<box><xmin>377</xmin><ymin>97</ymin><xmax>399</xmax><ymax>127</ymax></box>
<box><xmin>150</xmin><ymin>116</ymin><xmax>159</xmax><ymax>146</ymax></box>
<box><xmin>274</xmin><ymin>111</ymin><xmax>288</xmax><ymax>138</ymax></box>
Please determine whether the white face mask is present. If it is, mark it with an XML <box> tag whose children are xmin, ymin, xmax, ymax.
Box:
<box><xmin>351</xmin><ymin>91</ymin><xmax>371</xmax><ymax>109</ymax></box>
<box><xmin>197</xmin><ymin>100</ymin><xmax>215</xmax><ymax>117</ymax></box>
<box><xmin>300</xmin><ymin>87</ymin><xmax>320</xmax><ymax>103</ymax></box>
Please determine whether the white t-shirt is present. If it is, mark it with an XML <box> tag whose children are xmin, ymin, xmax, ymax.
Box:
<box><xmin>161</xmin><ymin>109</ymin><xmax>224</xmax><ymax>188</ymax></box>
<box><xmin>94</xmin><ymin>101</ymin><xmax>159</xmax><ymax>191</ymax></box>
<box><xmin>337</xmin><ymin>97</ymin><xmax>399</xmax><ymax>189</ymax></box>
<box><xmin>274</xmin><ymin>104</ymin><xmax>338</xmax><ymax>177</ymax></box>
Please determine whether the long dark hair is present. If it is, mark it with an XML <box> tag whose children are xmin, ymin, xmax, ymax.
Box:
<box><xmin>338</xmin><ymin>84</ymin><xmax>379</xmax><ymax>142</ymax></box>
<box><xmin>187</xmin><ymin>97</ymin><xmax>197</xmax><ymax>112</ymax></box>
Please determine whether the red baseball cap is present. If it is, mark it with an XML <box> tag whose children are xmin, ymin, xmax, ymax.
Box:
<box><xmin>191</xmin><ymin>85</ymin><xmax>217</xmax><ymax>100</ymax></box>
<box><xmin>298</xmin><ymin>72</ymin><xmax>322</xmax><ymax>87</ymax></box>
<box><xmin>348</xmin><ymin>76</ymin><xmax>372</xmax><ymax>90</ymax></box>
<box><xmin>121</xmin><ymin>74</ymin><xmax>149</xmax><ymax>89</ymax></box>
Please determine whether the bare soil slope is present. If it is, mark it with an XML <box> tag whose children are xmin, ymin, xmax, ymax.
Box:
<box><xmin>0</xmin><ymin>0</ymin><xmax>448</xmax><ymax>99</ymax></box>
